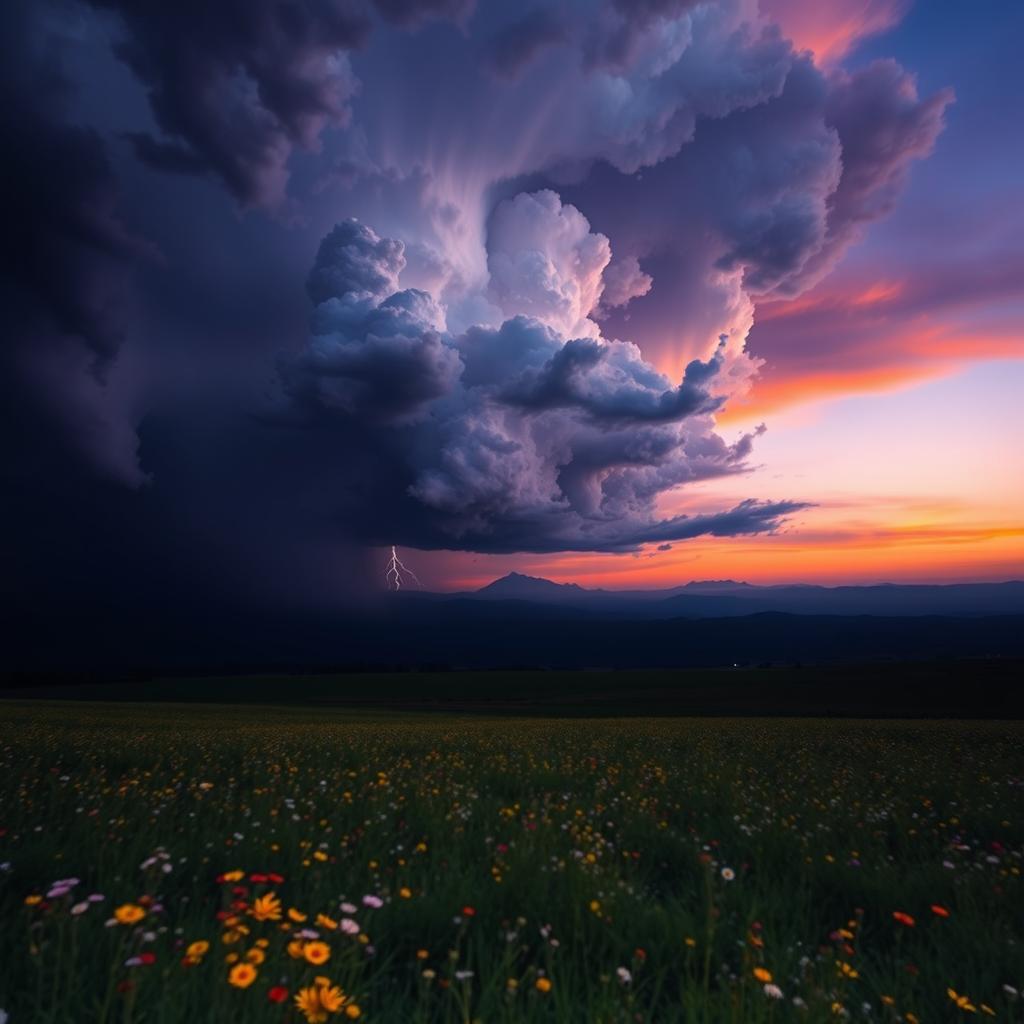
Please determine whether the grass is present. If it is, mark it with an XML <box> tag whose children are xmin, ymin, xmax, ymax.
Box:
<box><xmin>0</xmin><ymin>701</ymin><xmax>1021</xmax><ymax>1022</ymax></box>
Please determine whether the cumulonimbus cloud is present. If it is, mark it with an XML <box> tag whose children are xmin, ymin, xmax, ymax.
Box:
<box><xmin>6</xmin><ymin>0</ymin><xmax>951</xmax><ymax>560</ymax></box>
<box><xmin>260</xmin><ymin>0</ymin><xmax>949</xmax><ymax>556</ymax></box>
<box><xmin>277</xmin><ymin>211</ymin><xmax>806</xmax><ymax>553</ymax></box>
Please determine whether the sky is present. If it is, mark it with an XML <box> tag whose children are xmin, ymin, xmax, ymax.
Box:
<box><xmin>3</xmin><ymin>0</ymin><xmax>1022</xmax><ymax>613</ymax></box>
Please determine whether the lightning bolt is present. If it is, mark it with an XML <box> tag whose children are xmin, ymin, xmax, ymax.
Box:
<box><xmin>385</xmin><ymin>545</ymin><xmax>421</xmax><ymax>591</ymax></box>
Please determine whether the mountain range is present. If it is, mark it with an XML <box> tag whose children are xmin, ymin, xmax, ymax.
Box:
<box><xmin>409</xmin><ymin>574</ymin><xmax>1024</xmax><ymax>619</ymax></box>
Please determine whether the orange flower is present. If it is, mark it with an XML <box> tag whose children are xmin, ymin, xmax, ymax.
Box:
<box><xmin>753</xmin><ymin>967</ymin><xmax>773</xmax><ymax>984</ymax></box>
<box><xmin>892</xmin><ymin>911</ymin><xmax>915</xmax><ymax>927</ymax></box>
<box><xmin>930</xmin><ymin>904</ymin><xmax>950</xmax><ymax>918</ymax></box>
<box><xmin>303</xmin><ymin>941</ymin><xmax>331</xmax><ymax>965</ymax></box>
<box><xmin>114</xmin><ymin>904</ymin><xmax>146</xmax><ymax>925</ymax></box>
<box><xmin>228</xmin><ymin>962</ymin><xmax>258</xmax><ymax>988</ymax></box>
<box><xmin>294</xmin><ymin>980</ymin><xmax>345</xmax><ymax>1023</ymax></box>
<box><xmin>536</xmin><ymin>977</ymin><xmax>552</xmax><ymax>993</ymax></box>
<box><xmin>251</xmin><ymin>893</ymin><xmax>282</xmax><ymax>921</ymax></box>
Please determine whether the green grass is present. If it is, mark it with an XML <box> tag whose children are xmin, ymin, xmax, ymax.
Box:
<box><xmin>0</xmin><ymin>701</ymin><xmax>1021</xmax><ymax>1022</ymax></box>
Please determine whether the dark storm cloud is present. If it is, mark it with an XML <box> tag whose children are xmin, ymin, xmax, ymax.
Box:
<box><xmin>306</xmin><ymin>220</ymin><xmax>406</xmax><ymax>304</ymax></box>
<box><xmin>484</xmin><ymin>9</ymin><xmax>568</xmax><ymax>78</ymax></box>
<box><xmin>86</xmin><ymin>0</ymin><xmax>472</xmax><ymax>208</ymax></box>
<box><xmin>277</xmin><ymin>211</ymin><xmax>806</xmax><ymax>553</ymax></box>
<box><xmin>0</xmin><ymin>2</ymin><xmax>156</xmax><ymax>486</ymax></box>
<box><xmin>792</xmin><ymin>59</ymin><xmax>955</xmax><ymax>291</ymax></box>
<box><xmin>585</xmin><ymin>0</ymin><xmax>703</xmax><ymax>72</ymax></box>
<box><xmin>4</xmin><ymin>0</ymin><xmax>951</xmax><ymax>611</ymax></box>
<box><xmin>0</xmin><ymin>5</ymin><xmax>152</xmax><ymax>376</ymax></box>
<box><xmin>374</xmin><ymin>0</ymin><xmax>475</xmax><ymax>28</ymax></box>
<box><xmin>501</xmin><ymin>336</ymin><xmax>725</xmax><ymax>422</ymax></box>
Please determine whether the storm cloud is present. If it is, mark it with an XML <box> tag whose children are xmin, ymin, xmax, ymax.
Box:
<box><xmin>3</xmin><ymin>0</ymin><xmax>954</xmax><ymax>598</ymax></box>
<box><xmin>278</xmin><ymin>208</ymin><xmax>805</xmax><ymax>552</ymax></box>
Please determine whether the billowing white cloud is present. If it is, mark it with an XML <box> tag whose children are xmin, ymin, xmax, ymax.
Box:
<box><xmin>487</xmin><ymin>190</ymin><xmax>610</xmax><ymax>338</ymax></box>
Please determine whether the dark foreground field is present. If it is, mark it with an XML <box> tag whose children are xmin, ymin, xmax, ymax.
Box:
<box><xmin>3</xmin><ymin>659</ymin><xmax>1023</xmax><ymax>718</ymax></box>
<box><xmin>0</xmin><ymin>703</ymin><xmax>1021</xmax><ymax>1022</ymax></box>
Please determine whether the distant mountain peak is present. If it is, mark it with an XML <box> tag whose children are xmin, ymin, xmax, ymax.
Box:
<box><xmin>477</xmin><ymin>572</ymin><xmax>585</xmax><ymax>596</ymax></box>
<box><xmin>680</xmin><ymin>579</ymin><xmax>752</xmax><ymax>590</ymax></box>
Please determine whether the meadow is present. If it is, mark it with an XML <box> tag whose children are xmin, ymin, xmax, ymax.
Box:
<box><xmin>0</xmin><ymin>702</ymin><xmax>1021</xmax><ymax>1023</ymax></box>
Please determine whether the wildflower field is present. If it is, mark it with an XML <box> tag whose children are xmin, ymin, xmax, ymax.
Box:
<box><xmin>0</xmin><ymin>702</ymin><xmax>1021</xmax><ymax>1023</ymax></box>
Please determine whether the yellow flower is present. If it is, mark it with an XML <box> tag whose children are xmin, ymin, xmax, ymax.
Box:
<box><xmin>251</xmin><ymin>892</ymin><xmax>282</xmax><ymax>921</ymax></box>
<box><xmin>186</xmin><ymin>940</ymin><xmax>210</xmax><ymax>958</ymax></box>
<box><xmin>345</xmin><ymin>1005</ymin><xmax>361</xmax><ymax>1019</ymax></box>
<box><xmin>753</xmin><ymin>967</ymin><xmax>772</xmax><ymax>984</ymax></box>
<box><xmin>228</xmin><ymin>962</ymin><xmax>258</xmax><ymax>989</ymax></box>
<box><xmin>245</xmin><ymin>947</ymin><xmax>266</xmax><ymax>965</ymax></box>
<box><xmin>399</xmin><ymin>887</ymin><xmax>412</xmax><ymax>899</ymax></box>
<box><xmin>287</xmin><ymin>939</ymin><xmax>307</xmax><ymax>959</ymax></box>
<box><xmin>948</xmin><ymin>989</ymin><xmax>978</xmax><ymax>1013</ymax></box>
<box><xmin>294</xmin><ymin>981</ymin><xmax>345</xmax><ymax>1023</ymax></box>
<box><xmin>317</xmin><ymin>913</ymin><xmax>339</xmax><ymax>931</ymax></box>
<box><xmin>114</xmin><ymin>903</ymin><xmax>146</xmax><ymax>925</ymax></box>
<box><xmin>24</xmin><ymin>895</ymin><xmax>42</xmax><ymax>906</ymax></box>
<box><xmin>304</xmin><ymin>940</ymin><xmax>331</xmax><ymax>965</ymax></box>
<box><xmin>536</xmin><ymin>977</ymin><xmax>552</xmax><ymax>993</ymax></box>
<box><xmin>222</xmin><ymin>870</ymin><xmax>245</xmax><ymax>882</ymax></box>
<box><xmin>589</xmin><ymin>900</ymin><xmax>601</xmax><ymax>913</ymax></box>
<box><xmin>288</xmin><ymin>907</ymin><xmax>308</xmax><ymax>922</ymax></box>
<box><xmin>684</xmin><ymin>937</ymin><xmax>697</xmax><ymax>948</ymax></box>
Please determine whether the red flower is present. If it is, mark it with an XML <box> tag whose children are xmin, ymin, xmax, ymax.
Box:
<box><xmin>462</xmin><ymin>905</ymin><xmax>476</xmax><ymax>917</ymax></box>
<box><xmin>930</xmin><ymin>904</ymin><xmax>950</xmax><ymax>918</ymax></box>
<box><xmin>250</xmin><ymin>873</ymin><xmax>268</xmax><ymax>883</ymax></box>
<box><xmin>892</xmin><ymin>911</ymin><xmax>915</xmax><ymax>927</ymax></box>
<box><xmin>268</xmin><ymin>872</ymin><xmax>285</xmax><ymax>884</ymax></box>
<box><xmin>268</xmin><ymin>986</ymin><xmax>289</xmax><ymax>1003</ymax></box>
<box><xmin>139</xmin><ymin>952</ymin><xmax>156</xmax><ymax>965</ymax></box>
